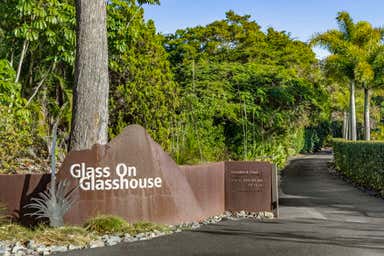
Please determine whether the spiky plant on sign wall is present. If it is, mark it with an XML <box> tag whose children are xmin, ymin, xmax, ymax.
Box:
<box><xmin>25</xmin><ymin>118</ymin><xmax>78</xmax><ymax>227</ymax></box>
<box><xmin>25</xmin><ymin>179</ymin><xmax>78</xmax><ymax>227</ymax></box>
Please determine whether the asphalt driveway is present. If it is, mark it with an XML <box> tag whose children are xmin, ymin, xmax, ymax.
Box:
<box><xmin>57</xmin><ymin>154</ymin><xmax>384</xmax><ymax>256</ymax></box>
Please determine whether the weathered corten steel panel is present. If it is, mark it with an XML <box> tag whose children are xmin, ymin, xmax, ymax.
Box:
<box><xmin>225</xmin><ymin>161</ymin><xmax>272</xmax><ymax>212</ymax></box>
<box><xmin>0</xmin><ymin>125</ymin><xmax>276</xmax><ymax>226</ymax></box>
<box><xmin>0</xmin><ymin>174</ymin><xmax>50</xmax><ymax>225</ymax></box>
<box><xmin>181</xmin><ymin>162</ymin><xmax>225</xmax><ymax>218</ymax></box>
<box><xmin>57</xmin><ymin>125</ymin><xmax>206</xmax><ymax>225</ymax></box>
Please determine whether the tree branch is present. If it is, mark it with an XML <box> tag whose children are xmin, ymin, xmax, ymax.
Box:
<box><xmin>15</xmin><ymin>39</ymin><xmax>29</xmax><ymax>83</ymax></box>
<box><xmin>26</xmin><ymin>62</ymin><xmax>56</xmax><ymax>106</ymax></box>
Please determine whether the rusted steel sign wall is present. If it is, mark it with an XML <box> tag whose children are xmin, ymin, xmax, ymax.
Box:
<box><xmin>0</xmin><ymin>174</ymin><xmax>50</xmax><ymax>226</ymax></box>
<box><xmin>57</xmin><ymin>125</ymin><xmax>207</xmax><ymax>225</ymax></box>
<box><xmin>181</xmin><ymin>162</ymin><xmax>225</xmax><ymax>218</ymax></box>
<box><xmin>0</xmin><ymin>125</ymin><xmax>278</xmax><ymax>225</ymax></box>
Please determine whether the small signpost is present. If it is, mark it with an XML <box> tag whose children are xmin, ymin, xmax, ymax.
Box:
<box><xmin>225</xmin><ymin>161</ymin><xmax>278</xmax><ymax>217</ymax></box>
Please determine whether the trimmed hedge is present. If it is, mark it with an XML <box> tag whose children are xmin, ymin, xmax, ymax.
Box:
<box><xmin>333</xmin><ymin>139</ymin><xmax>384</xmax><ymax>192</ymax></box>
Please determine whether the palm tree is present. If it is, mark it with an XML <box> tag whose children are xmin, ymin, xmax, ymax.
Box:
<box><xmin>358</xmin><ymin>45</ymin><xmax>384</xmax><ymax>140</ymax></box>
<box><xmin>351</xmin><ymin>22</ymin><xmax>384</xmax><ymax>140</ymax></box>
<box><xmin>311</xmin><ymin>12</ymin><xmax>383</xmax><ymax>141</ymax></box>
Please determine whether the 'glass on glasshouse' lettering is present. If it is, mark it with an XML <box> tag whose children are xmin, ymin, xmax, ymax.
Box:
<box><xmin>70</xmin><ymin>163</ymin><xmax>163</xmax><ymax>191</ymax></box>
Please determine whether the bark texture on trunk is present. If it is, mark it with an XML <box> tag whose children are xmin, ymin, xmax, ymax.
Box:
<box><xmin>349</xmin><ymin>80</ymin><xmax>357</xmax><ymax>141</ymax></box>
<box><xmin>70</xmin><ymin>0</ymin><xmax>109</xmax><ymax>151</ymax></box>
<box><xmin>342</xmin><ymin>111</ymin><xmax>348</xmax><ymax>139</ymax></box>
<box><xmin>364</xmin><ymin>87</ymin><xmax>370</xmax><ymax>141</ymax></box>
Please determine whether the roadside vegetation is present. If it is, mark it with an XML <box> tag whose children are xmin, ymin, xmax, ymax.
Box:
<box><xmin>84</xmin><ymin>215</ymin><xmax>171</xmax><ymax>235</ymax></box>
<box><xmin>0</xmin><ymin>2</ymin><xmax>383</xmax><ymax>169</ymax></box>
<box><xmin>333</xmin><ymin>139</ymin><xmax>384</xmax><ymax>195</ymax></box>
<box><xmin>0</xmin><ymin>213</ymin><xmax>170</xmax><ymax>247</ymax></box>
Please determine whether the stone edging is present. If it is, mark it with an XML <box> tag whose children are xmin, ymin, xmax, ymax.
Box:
<box><xmin>0</xmin><ymin>211</ymin><xmax>274</xmax><ymax>256</ymax></box>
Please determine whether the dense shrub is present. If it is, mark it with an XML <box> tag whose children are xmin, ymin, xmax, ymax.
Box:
<box><xmin>0</xmin><ymin>60</ymin><xmax>48</xmax><ymax>174</ymax></box>
<box><xmin>333</xmin><ymin>139</ymin><xmax>384</xmax><ymax>192</ymax></box>
<box><xmin>302</xmin><ymin>122</ymin><xmax>331</xmax><ymax>153</ymax></box>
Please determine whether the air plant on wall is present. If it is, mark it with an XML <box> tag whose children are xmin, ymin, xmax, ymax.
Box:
<box><xmin>25</xmin><ymin>105</ymin><xmax>78</xmax><ymax>227</ymax></box>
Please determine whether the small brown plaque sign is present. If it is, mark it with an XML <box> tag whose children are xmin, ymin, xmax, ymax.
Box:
<box><xmin>225</xmin><ymin>161</ymin><xmax>272</xmax><ymax>212</ymax></box>
<box><xmin>230</xmin><ymin>170</ymin><xmax>265</xmax><ymax>192</ymax></box>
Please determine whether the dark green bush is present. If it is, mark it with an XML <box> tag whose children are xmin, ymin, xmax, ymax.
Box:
<box><xmin>333</xmin><ymin>139</ymin><xmax>384</xmax><ymax>191</ymax></box>
<box><xmin>302</xmin><ymin>121</ymin><xmax>331</xmax><ymax>153</ymax></box>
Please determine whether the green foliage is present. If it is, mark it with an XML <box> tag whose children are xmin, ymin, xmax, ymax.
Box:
<box><xmin>0</xmin><ymin>0</ymin><xmax>339</xmax><ymax>172</ymax></box>
<box><xmin>107</xmin><ymin>0</ymin><xmax>178</xmax><ymax>152</ymax></box>
<box><xmin>333</xmin><ymin>139</ymin><xmax>384</xmax><ymax>191</ymax></box>
<box><xmin>0</xmin><ymin>224</ymin><xmax>95</xmax><ymax>246</ymax></box>
<box><xmin>0</xmin><ymin>59</ymin><xmax>19</xmax><ymax>105</ymax></box>
<box><xmin>84</xmin><ymin>215</ymin><xmax>170</xmax><ymax>236</ymax></box>
<box><xmin>84</xmin><ymin>215</ymin><xmax>132</xmax><ymax>235</ymax></box>
<box><xmin>130</xmin><ymin>221</ymin><xmax>171</xmax><ymax>235</ymax></box>
<box><xmin>165</xmin><ymin>13</ymin><xmax>329</xmax><ymax>166</ymax></box>
<box><xmin>0</xmin><ymin>0</ymin><xmax>169</xmax><ymax>173</ymax></box>
<box><xmin>312</xmin><ymin>12</ymin><xmax>384</xmax><ymax>141</ymax></box>
<box><xmin>372</xmin><ymin>124</ymin><xmax>384</xmax><ymax>140</ymax></box>
<box><xmin>0</xmin><ymin>223</ymin><xmax>33</xmax><ymax>242</ymax></box>
<box><xmin>0</xmin><ymin>104</ymin><xmax>48</xmax><ymax>174</ymax></box>
<box><xmin>302</xmin><ymin>121</ymin><xmax>331</xmax><ymax>153</ymax></box>
<box><xmin>34</xmin><ymin>226</ymin><xmax>96</xmax><ymax>246</ymax></box>
<box><xmin>0</xmin><ymin>59</ymin><xmax>48</xmax><ymax>173</ymax></box>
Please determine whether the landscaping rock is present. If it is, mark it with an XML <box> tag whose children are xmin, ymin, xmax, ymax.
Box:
<box><xmin>27</xmin><ymin>240</ymin><xmax>38</xmax><ymax>250</ymax></box>
<box><xmin>123</xmin><ymin>234</ymin><xmax>137</xmax><ymax>243</ymax></box>
<box><xmin>125</xmin><ymin>237</ymin><xmax>137</xmax><ymax>242</ymax></box>
<box><xmin>68</xmin><ymin>244</ymin><xmax>83</xmax><ymax>251</ymax></box>
<box><xmin>49</xmin><ymin>245</ymin><xmax>68</xmax><ymax>253</ymax></box>
<box><xmin>190</xmin><ymin>222</ymin><xmax>199</xmax><ymax>229</ymax></box>
<box><xmin>89</xmin><ymin>239</ymin><xmax>105</xmax><ymax>248</ymax></box>
<box><xmin>0</xmin><ymin>245</ymin><xmax>5</xmax><ymax>255</ymax></box>
<box><xmin>11</xmin><ymin>242</ymin><xmax>25</xmax><ymax>254</ymax></box>
<box><xmin>36</xmin><ymin>245</ymin><xmax>48</xmax><ymax>254</ymax></box>
<box><xmin>0</xmin><ymin>210</ymin><xmax>275</xmax><ymax>255</ymax></box>
<box><xmin>104</xmin><ymin>235</ymin><xmax>121</xmax><ymax>246</ymax></box>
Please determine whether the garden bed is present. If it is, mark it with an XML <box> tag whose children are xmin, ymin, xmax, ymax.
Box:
<box><xmin>0</xmin><ymin>211</ymin><xmax>274</xmax><ymax>255</ymax></box>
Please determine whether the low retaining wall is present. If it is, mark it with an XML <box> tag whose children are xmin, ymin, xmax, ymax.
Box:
<box><xmin>181</xmin><ymin>162</ymin><xmax>225</xmax><ymax>219</ymax></box>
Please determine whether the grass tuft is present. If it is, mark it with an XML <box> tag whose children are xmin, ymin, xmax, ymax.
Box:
<box><xmin>84</xmin><ymin>215</ymin><xmax>172</xmax><ymax>235</ymax></box>
<box><xmin>84</xmin><ymin>215</ymin><xmax>133</xmax><ymax>235</ymax></box>
<box><xmin>34</xmin><ymin>226</ymin><xmax>96</xmax><ymax>246</ymax></box>
<box><xmin>0</xmin><ymin>224</ymin><xmax>33</xmax><ymax>242</ymax></box>
<box><xmin>131</xmin><ymin>221</ymin><xmax>171</xmax><ymax>235</ymax></box>
<box><xmin>0</xmin><ymin>224</ymin><xmax>96</xmax><ymax>246</ymax></box>
<box><xmin>0</xmin><ymin>215</ymin><xmax>171</xmax><ymax>247</ymax></box>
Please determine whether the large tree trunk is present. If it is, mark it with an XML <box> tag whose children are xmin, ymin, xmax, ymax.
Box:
<box><xmin>349</xmin><ymin>80</ymin><xmax>357</xmax><ymax>141</ymax></box>
<box><xmin>364</xmin><ymin>87</ymin><xmax>371</xmax><ymax>141</ymax></box>
<box><xmin>69</xmin><ymin>0</ymin><xmax>110</xmax><ymax>151</ymax></box>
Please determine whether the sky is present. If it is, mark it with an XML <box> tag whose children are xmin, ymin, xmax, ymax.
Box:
<box><xmin>143</xmin><ymin>0</ymin><xmax>384</xmax><ymax>59</ymax></box>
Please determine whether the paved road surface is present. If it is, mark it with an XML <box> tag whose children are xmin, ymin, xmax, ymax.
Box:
<box><xmin>58</xmin><ymin>154</ymin><xmax>384</xmax><ymax>256</ymax></box>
